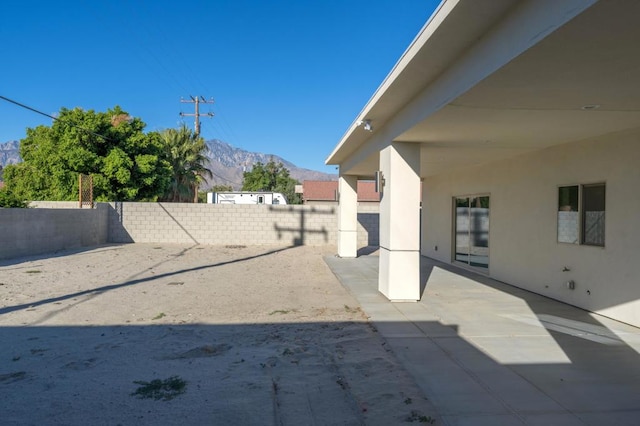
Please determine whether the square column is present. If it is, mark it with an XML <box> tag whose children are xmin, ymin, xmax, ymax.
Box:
<box><xmin>379</xmin><ymin>143</ymin><xmax>421</xmax><ymax>301</ymax></box>
<box><xmin>337</xmin><ymin>174</ymin><xmax>358</xmax><ymax>258</ymax></box>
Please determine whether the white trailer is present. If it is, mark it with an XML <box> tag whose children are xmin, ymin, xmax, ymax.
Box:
<box><xmin>207</xmin><ymin>191</ymin><xmax>288</xmax><ymax>205</ymax></box>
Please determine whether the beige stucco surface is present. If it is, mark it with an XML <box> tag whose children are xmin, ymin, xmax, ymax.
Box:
<box><xmin>378</xmin><ymin>143</ymin><xmax>421</xmax><ymax>300</ymax></box>
<box><xmin>421</xmin><ymin>129</ymin><xmax>640</xmax><ymax>327</ymax></box>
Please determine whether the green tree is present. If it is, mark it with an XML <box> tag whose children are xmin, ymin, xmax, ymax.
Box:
<box><xmin>3</xmin><ymin>106</ymin><xmax>171</xmax><ymax>201</ymax></box>
<box><xmin>242</xmin><ymin>158</ymin><xmax>301</xmax><ymax>204</ymax></box>
<box><xmin>0</xmin><ymin>187</ymin><xmax>28</xmax><ymax>208</ymax></box>
<box><xmin>211</xmin><ymin>184</ymin><xmax>233</xmax><ymax>192</ymax></box>
<box><xmin>159</xmin><ymin>125</ymin><xmax>212</xmax><ymax>203</ymax></box>
<box><xmin>197</xmin><ymin>191</ymin><xmax>208</xmax><ymax>203</ymax></box>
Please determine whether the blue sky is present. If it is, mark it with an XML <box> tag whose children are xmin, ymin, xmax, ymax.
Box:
<box><xmin>1</xmin><ymin>0</ymin><xmax>439</xmax><ymax>173</ymax></box>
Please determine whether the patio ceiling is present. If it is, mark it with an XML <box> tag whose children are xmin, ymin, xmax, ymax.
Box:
<box><xmin>328</xmin><ymin>0</ymin><xmax>640</xmax><ymax>178</ymax></box>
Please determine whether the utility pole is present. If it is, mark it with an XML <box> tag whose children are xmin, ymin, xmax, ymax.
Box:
<box><xmin>180</xmin><ymin>96</ymin><xmax>214</xmax><ymax>136</ymax></box>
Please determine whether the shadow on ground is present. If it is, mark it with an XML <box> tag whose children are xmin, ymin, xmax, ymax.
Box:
<box><xmin>0</xmin><ymin>320</ymin><xmax>441</xmax><ymax>425</ymax></box>
<box><xmin>0</xmin><ymin>244</ymin><xmax>436</xmax><ymax>425</ymax></box>
<box><xmin>327</xmin><ymin>253</ymin><xmax>640</xmax><ymax>425</ymax></box>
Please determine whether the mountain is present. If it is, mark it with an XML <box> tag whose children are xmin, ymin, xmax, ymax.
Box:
<box><xmin>0</xmin><ymin>139</ymin><xmax>336</xmax><ymax>188</ymax></box>
<box><xmin>0</xmin><ymin>140</ymin><xmax>21</xmax><ymax>166</ymax></box>
<box><xmin>203</xmin><ymin>139</ymin><xmax>336</xmax><ymax>189</ymax></box>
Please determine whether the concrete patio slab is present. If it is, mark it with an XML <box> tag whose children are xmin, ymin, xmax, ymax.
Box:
<box><xmin>325</xmin><ymin>254</ymin><xmax>640</xmax><ymax>426</ymax></box>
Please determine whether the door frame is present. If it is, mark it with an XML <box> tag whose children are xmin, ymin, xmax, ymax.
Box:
<box><xmin>451</xmin><ymin>193</ymin><xmax>491</xmax><ymax>273</ymax></box>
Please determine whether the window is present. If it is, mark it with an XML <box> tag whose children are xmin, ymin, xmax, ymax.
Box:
<box><xmin>558</xmin><ymin>186</ymin><xmax>579</xmax><ymax>244</ymax></box>
<box><xmin>557</xmin><ymin>183</ymin><xmax>605</xmax><ymax>246</ymax></box>
<box><xmin>582</xmin><ymin>184</ymin><xmax>606</xmax><ymax>246</ymax></box>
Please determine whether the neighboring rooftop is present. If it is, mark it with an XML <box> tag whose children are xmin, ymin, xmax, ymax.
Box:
<box><xmin>302</xmin><ymin>180</ymin><xmax>380</xmax><ymax>203</ymax></box>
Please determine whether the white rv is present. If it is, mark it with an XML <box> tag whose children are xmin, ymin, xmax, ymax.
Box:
<box><xmin>207</xmin><ymin>191</ymin><xmax>288</xmax><ymax>205</ymax></box>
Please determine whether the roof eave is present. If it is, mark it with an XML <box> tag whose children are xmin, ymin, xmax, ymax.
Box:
<box><xmin>325</xmin><ymin>0</ymin><xmax>459</xmax><ymax>166</ymax></box>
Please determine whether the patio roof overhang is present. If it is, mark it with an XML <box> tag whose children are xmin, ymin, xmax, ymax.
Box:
<box><xmin>326</xmin><ymin>0</ymin><xmax>640</xmax><ymax>178</ymax></box>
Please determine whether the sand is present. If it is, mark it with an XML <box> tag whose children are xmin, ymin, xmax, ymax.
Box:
<box><xmin>0</xmin><ymin>244</ymin><xmax>438</xmax><ymax>425</ymax></box>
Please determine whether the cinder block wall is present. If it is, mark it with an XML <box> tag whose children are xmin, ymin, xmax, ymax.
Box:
<box><xmin>1</xmin><ymin>201</ymin><xmax>379</xmax><ymax>260</ymax></box>
<box><xmin>0</xmin><ymin>204</ymin><xmax>109</xmax><ymax>260</ymax></box>
<box><xmin>108</xmin><ymin>202</ymin><xmax>379</xmax><ymax>247</ymax></box>
<box><xmin>107</xmin><ymin>202</ymin><xmax>341</xmax><ymax>246</ymax></box>
<box><xmin>357</xmin><ymin>202</ymin><xmax>380</xmax><ymax>247</ymax></box>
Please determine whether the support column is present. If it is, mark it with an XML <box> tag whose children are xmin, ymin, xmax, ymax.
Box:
<box><xmin>379</xmin><ymin>143</ymin><xmax>421</xmax><ymax>301</ymax></box>
<box><xmin>337</xmin><ymin>174</ymin><xmax>358</xmax><ymax>258</ymax></box>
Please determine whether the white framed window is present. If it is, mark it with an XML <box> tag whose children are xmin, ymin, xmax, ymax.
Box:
<box><xmin>557</xmin><ymin>183</ymin><xmax>605</xmax><ymax>246</ymax></box>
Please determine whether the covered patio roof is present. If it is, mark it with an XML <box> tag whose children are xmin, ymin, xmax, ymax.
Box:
<box><xmin>326</xmin><ymin>0</ymin><xmax>640</xmax><ymax>178</ymax></box>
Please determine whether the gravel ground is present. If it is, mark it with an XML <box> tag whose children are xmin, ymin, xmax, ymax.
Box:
<box><xmin>0</xmin><ymin>243</ymin><xmax>439</xmax><ymax>425</ymax></box>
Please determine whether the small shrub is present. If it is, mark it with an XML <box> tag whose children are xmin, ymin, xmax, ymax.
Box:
<box><xmin>269</xmin><ymin>309</ymin><xmax>292</xmax><ymax>315</ymax></box>
<box><xmin>407</xmin><ymin>410</ymin><xmax>436</xmax><ymax>423</ymax></box>
<box><xmin>0</xmin><ymin>190</ymin><xmax>28</xmax><ymax>208</ymax></box>
<box><xmin>131</xmin><ymin>376</ymin><xmax>187</xmax><ymax>401</ymax></box>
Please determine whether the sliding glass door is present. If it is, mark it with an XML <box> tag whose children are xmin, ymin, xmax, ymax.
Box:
<box><xmin>454</xmin><ymin>196</ymin><xmax>490</xmax><ymax>269</ymax></box>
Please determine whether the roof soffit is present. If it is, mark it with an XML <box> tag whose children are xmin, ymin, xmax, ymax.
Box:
<box><xmin>326</xmin><ymin>0</ymin><xmax>518</xmax><ymax>165</ymax></box>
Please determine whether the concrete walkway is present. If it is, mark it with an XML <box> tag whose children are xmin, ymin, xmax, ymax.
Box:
<box><xmin>325</xmin><ymin>254</ymin><xmax>640</xmax><ymax>426</ymax></box>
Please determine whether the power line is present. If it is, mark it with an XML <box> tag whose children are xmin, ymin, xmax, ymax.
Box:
<box><xmin>0</xmin><ymin>95</ymin><xmax>109</xmax><ymax>141</ymax></box>
<box><xmin>0</xmin><ymin>95</ymin><xmax>57</xmax><ymax>121</ymax></box>
<box><xmin>209</xmin><ymin>169</ymin><xmax>242</xmax><ymax>187</ymax></box>
<box><xmin>2</xmin><ymin>95</ymin><xmax>248</xmax><ymax>188</ymax></box>
<box><xmin>71</xmin><ymin>3</ymin><xmax>243</xmax><ymax>153</ymax></box>
<box><xmin>87</xmin><ymin>1</ymin><xmax>191</xmax><ymax>96</ymax></box>
<box><xmin>180</xmin><ymin>96</ymin><xmax>214</xmax><ymax>136</ymax></box>
<box><xmin>202</xmin><ymin>107</ymin><xmax>237</xmax><ymax>143</ymax></box>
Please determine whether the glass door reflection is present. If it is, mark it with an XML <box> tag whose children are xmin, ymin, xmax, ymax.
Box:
<box><xmin>454</xmin><ymin>196</ymin><xmax>489</xmax><ymax>269</ymax></box>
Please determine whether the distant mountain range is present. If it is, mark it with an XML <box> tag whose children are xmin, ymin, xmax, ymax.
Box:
<box><xmin>0</xmin><ymin>139</ymin><xmax>336</xmax><ymax>189</ymax></box>
<box><xmin>202</xmin><ymin>140</ymin><xmax>336</xmax><ymax>189</ymax></box>
<box><xmin>0</xmin><ymin>140</ymin><xmax>20</xmax><ymax>167</ymax></box>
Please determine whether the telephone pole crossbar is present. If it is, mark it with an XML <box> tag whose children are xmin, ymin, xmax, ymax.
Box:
<box><xmin>180</xmin><ymin>96</ymin><xmax>214</xmax><ymax>136</ymax></box>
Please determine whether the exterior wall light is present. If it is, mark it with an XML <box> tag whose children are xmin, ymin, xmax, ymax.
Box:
<box><xmin>356</xmin><ymin>119</ymin><xmax>374</xmax><ymax>132</ymax></box>
<box><xmin>375</xmin><ymin>170</ymin><xmax>385</xmax><ymax>193</ymax></box>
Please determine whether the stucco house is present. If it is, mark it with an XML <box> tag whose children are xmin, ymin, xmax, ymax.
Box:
<box><xmin>326</xmin><ymin>0</ymin><xmax>640</xmax><ymax>327</ymax></box>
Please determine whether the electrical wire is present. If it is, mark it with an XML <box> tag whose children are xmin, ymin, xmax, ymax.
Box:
<box><xmin>1</xmin><ymin>94</ymin><xmax>244</xmax><ymax>187</ymax></box>
<box><xmin>0</xmin><ymin>95</ymin><xmax>109</xmax><ymax>141</ymax></box>
<box><xmin>208</xmin><ymin>169</ymin><xmax>242</xmax><ymax>187</ymax></box>
<box><xmin>99</xmin><ymin>2</ymin><xmax>191</xmax><ymax>96</ymax></box>
<box><xmin>0</xmin><ymin>95</ymin><xmax>56</xmax><ymax>121</ymax></box>
<box><xmin>117</xmin><ymin>3</ymin><xmax>242</xmax><ymax>146</ymax></box>
<box><xmin>85</xmin><ymin>2</ymin><xmax>243</xmax><ymax>149</ymax></box>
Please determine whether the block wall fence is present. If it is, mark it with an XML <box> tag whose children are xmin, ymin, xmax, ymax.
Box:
<box><xmin>0</xmin><ymin>202</ymin><xmax>109</xmax><ymax>260</ymax></box>
<box><xmin>0</xmin><ymin>202</ymin><xmax>379</xmax><ymax>260</ymax></box>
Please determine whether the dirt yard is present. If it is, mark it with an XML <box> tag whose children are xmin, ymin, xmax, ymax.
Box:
<box><xmin>0</xmin><ymin>244</ymin><xmax>438</xmax><ymax>425</ymax></box>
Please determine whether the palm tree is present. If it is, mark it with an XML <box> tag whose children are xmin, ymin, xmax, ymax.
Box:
<box><xmin>160</xmin><ymin>125</ymin><xmax>212</xmax><ymax>202</ymax></box>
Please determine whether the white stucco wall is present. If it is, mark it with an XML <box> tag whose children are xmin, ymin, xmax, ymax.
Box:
<box><xmin>421</xmin><ymin>128</ymin><xmax>640</xmax><ymax>327</ymax></box>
